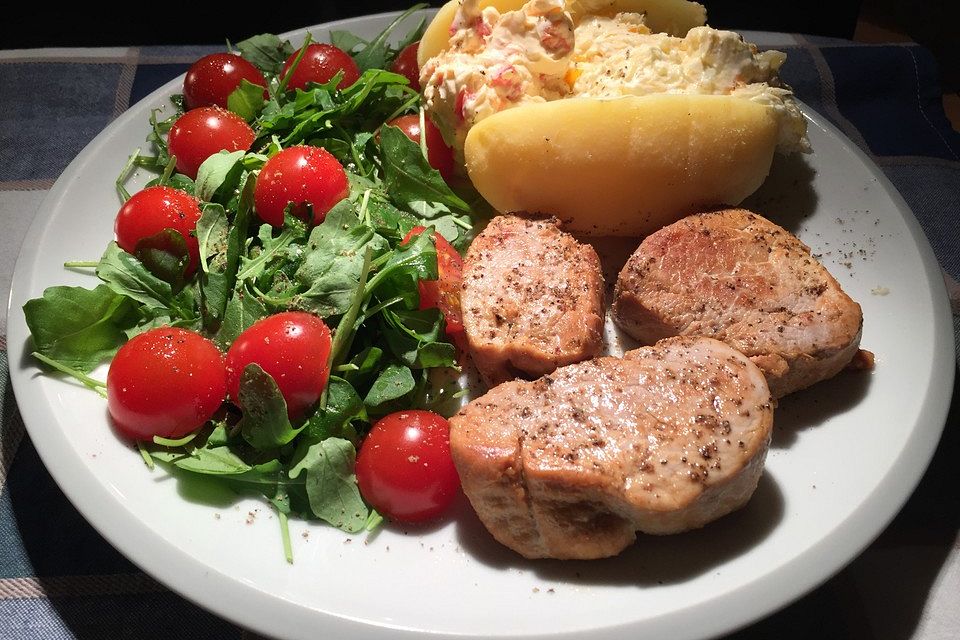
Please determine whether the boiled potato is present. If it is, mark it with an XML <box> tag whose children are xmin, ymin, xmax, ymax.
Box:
<box><xmin>463</xmin><ymin>94</ymin><xmax>779</xmax><ymax>237</ymax></box>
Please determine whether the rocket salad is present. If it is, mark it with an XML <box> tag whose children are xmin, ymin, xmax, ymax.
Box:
<box><xmin>22</xmin><ymin>5</ymin><xmax>479</xmax><ymax>561</ymax></box>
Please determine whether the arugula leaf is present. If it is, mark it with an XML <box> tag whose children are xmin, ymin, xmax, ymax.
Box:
<box><xmin>351</xmin><ymin>4</ymin><xmax>428</xmax><ymax>72</ymax></box>
<box><xmin>236</xmin><ymin>364</ymin><xmax>304</xmax><ymax>451</ymax></box>
<box><xmin>236</xmin><ymin>33</ymin><xmax>295</xmax><ymax>75</ymax></box>
<box><xmin>133</xmin><ymin>228</ymin><xmax>191</xmax><ymax>290</ymax></box>
<box><xmin>257</xmin><ymin>69</ymin><xmax>414</xmax><ymax>149</ymax></box>
<box><xmin>96</xmin><ymin>242</ymin><xmax>195</xmax><ymax>319</ymax></box>
<box><xmin>196</xmin><ymin>204</ymin><xmax>231</xmax><ymax>329</ymax></box>
<box><xmin>227</xmin><ymin>79</ymin><xmax>266</xmax><ymax>121</ymax></box>
<box><xmin>304</xmin><ymin>376</ymin><xmax>365</xmax><ymax>442</ymax></box>
<box><xmin>329</xmin><ymin>30</ymin><xmax>368</xmax><ymax>54</ymax></box>
<box><xmin>215</xmin><ymin>284</ymin><xmax>268</xmax><ymax>349</ymax></box>
<box><xmin>158</xmin><ymin>447</ymin><xmax>252</xmax><ymax>475</ymax></box>
<box><xmin>295</xmin><ymin>201</ymin><xmax>388</xmax><ymax>317</ymax></box>
<box><xmin>23</xmin><ymin>285</ymin><xmax>134</xmax><ymax>372</ymax></box>
<box><xmin>364</xmin><ymin>363</ymin><xmax>415</xmax><ymax>408</ymax></box>
<box><xmin>199</xmin><ymin>176</ymin><xmax>255</xmax><ymax>329</ymax></box>
<box><xmin>196</xmin><ymin>203</ymin><xmax>229</xmax><ymax>276</ymax></box>
<box><xmin>364</xmin><ymin>225</ymin><xmax>437</xmax><ymax>309</ymax></box>
<box><xmin>288</xmin><ymin>438</ymin><xmax>368</xmax><ymax>533</ymax></box>
<box><xmin>379</xmin><ymin>125</ymin><xmax>470</xmax><ymax>215</ymax></box>
<box><xmin>195</xmin><ymin>150</ymin><xmax>246</xmax><ymax>203</ymax></box>
<box><xmin>144</xmin><ymin>173</ymin><xmax>195</xmax><ymax>195</ymax></box>
<box><xmin>342</xmin><ymin>345</ymin><xmax>383</xmax><ymax>388</ymax></box>
<box><xmin>381</xmin><ymin>307</ymin><xmax>457</xmax><ymax>369</ymax></box>
<box><xmin>236</xmin><ymin>219</ymin><xmax>306</xmax><ymax>284</ymax></box>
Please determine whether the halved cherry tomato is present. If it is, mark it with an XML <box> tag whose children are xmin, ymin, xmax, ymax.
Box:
<box><xmin>391</xmin><ymin>41</ymin><xmax>421</xmax><ymax>92</ymax></box>
<box><xmin>402</xmin><ymin>226</ymin><xmax>464</xmax><ymax>337</ymax></box>
<box><xmin>183</xmin><ymin>53</ymin><xmax>266</xmax><ymax>110</ymax></box>
<box><xmin>167</xmin><ymin>106</ymin><xmax>255</xmax><ymax>179</ymax></box>
<box><xmin>386</xmin><ymin>114</ymin><xmax>454</xmax><ymax>181</ymax></box>
<box><xmin>355</xmin><ymin>410</ymin><xmax>460</xmax><ymax>523</ymax></box>
<box><xmin>107</xmin><ymin>328</ymin><xmax>226</xmax><ymax>441</ymax></box>
<box><xmin>280</xmin><ymin>43</ymin><xmax>360</xmax><ymax>92</ymax></box>
<box><xmin>115</xmin><ymin>185</ymin><xmax>203</xmax><ymax>276</ymax></box>
<box><xmin>225</xmin><ymin>311</ymin><xmax>332</xmax><ymax>419</ymax></box>
<box><xmin>253</xmin><ymin>145</ymin><xmax>350</xmax><ymax>227</ymax></box>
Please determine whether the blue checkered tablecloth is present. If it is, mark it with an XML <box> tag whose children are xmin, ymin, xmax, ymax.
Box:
<box><xmin>1</xmin><ymin>33</ymin><xmax>958</xmax><ymax>640</ymax></box>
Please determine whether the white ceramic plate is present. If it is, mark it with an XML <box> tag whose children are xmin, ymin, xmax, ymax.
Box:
<box><xmin>6</xmin><ymin>12</ymin><xmax>955</xmax><ymax>640</ymax></box>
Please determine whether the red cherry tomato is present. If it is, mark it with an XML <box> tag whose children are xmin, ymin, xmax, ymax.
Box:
<box><xmin>356</xmin><ymin>410</ymin><xmax>461</xmax><ymax>523</ymax></box>
<box><xmin>253</xmin><ymin>145</ymin><xmax>350</xmax><ymax>227</ymax></box>
<box><xmin>167</xmin><ymin>106</ymin><xmax>255</xmax><ymax>179</ymax></box>
<box><xmin>115</xmin><ymin>185</ymin><xmax>202</xmax><ymax>276</ymax></box>
<box><xmin>183</xmin><ymin>53</ymin><xmax>266</xmax><ymax>110</ymax></box>
<box><xmin>225</xmin><ymin>311</ymin><xmax>332</xmax><ymax>419</ymax></box>
<box><xmin>402</xmin><ymin>226</ymin><xmax>464</xmax><ymax>337</ymax></box>
<box><xmin>386</xmin><ymin>115</ymin><xmax>455</xmax><ymax>181</ymax></box>
<box><xmin>391</xmin><ymin>41</ymin><xmax>421</xmax><ymax>92</ymax></box>
<box><xmin>107</xmin><ymin>328</ymin><xmax>226</xmax><ymax>441</ymax></box>
<box><xmin>280</xmin><ymin>43</ymin><xmax>360</xmax><ymax>92</ymax></box>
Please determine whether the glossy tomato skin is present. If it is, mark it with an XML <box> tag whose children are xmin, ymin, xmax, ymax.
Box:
<box><xmin>280</xmin><ymin>43</ymin><xmax>360</xmax><ymax>92</ymax></box>
<box><xmin>356</xmin><ymin>410</ymin><xmax>461</xmax><ymax>523</ymax></box>
<box><xmin>107</xmin><ymin>328</ymin><xmax>226</xmax><ymax>441</ymax></box>
<box><xmin>386</xmin><ymin>115</ymin><xmax>454</xmax><ymax>181</ymax></box>
<box><xmin>183</xmin><ymin>53</ymin><xmax>266</xmax><ymax>110</ymax></box>
<box><xmin>402</xmin><ymin>226</ymin><xmax>464</xmax><ymax>337</ymax></box>
<box><xmin>225</xmin><ymin>311</ymin><xmax>332</xmax><ymax>418</ymax></box>
<box><xmin>391</xmin><ymin>41</ymin><xmax>421</xmax><ymax>92</ymax></box>
<box><xmin>253</xmin><ymin>145</ymin><xmax>350</xmax><ymax>227</ymax></box>
<box><xmin>115</xmin><ymin>185</ymin><xmax>203</xmax><ymax>276</ymax></box>
<box><xmin>167</xmin><ymin>106</ymin><xmax>255</xmax><ymax>179</ymax></box>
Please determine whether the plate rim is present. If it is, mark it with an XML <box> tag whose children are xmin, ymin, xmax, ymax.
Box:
<box><xmin>5</xmin><ymin>11</ymin><xmax>956</xmax><ymax>640</ymax></box>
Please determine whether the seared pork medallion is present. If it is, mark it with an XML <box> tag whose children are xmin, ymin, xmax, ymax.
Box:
<box><xmin>461</xmin><ymin>214</ymin><xmax>605</xmax><ymax>386</ymax></box>
<box><xmin>613</xmin><ymin>209</ymin><xmax>863</xmax><ymax>397</ymax></box>
<box><xmin>450</xmin><ymin>336</ymin><xmax>774</xmax><ymax>560</ymax></box>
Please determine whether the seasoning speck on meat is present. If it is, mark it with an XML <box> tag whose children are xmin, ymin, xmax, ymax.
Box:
<box><xmin>461</xmin><ymin>214</ymin><xmax>605</xmax><ymax>386</ymax></box>
<box><xmin>449</xmin><ymin>336</ymin><xmax>774</xmax><ymax>560</ymax></box>
<box><xmin>613</xmin><ymin>208</ymin><xmax>864</xmax><ymax>397</ymax></box>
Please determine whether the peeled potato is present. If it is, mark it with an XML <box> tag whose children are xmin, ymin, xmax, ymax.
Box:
<box><xmin>417</xmin><ymin>0</ymin><xmax>706</xmax><ymax>67</ymax></box>
<box><xmin>463</xmin><ymin>94</ymin><xmax>779</xmax><ymax>237</ymax></box>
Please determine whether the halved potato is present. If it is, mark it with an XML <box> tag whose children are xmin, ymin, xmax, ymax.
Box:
<box><xmin>417</xmin><ymin>0</ymin><xmax>706</xmax><ymax>67</ymax></box>
<box><xmin>463</xmin><ymin>94</ymin><xmax>779</xmax><ymax>237</ymax></box>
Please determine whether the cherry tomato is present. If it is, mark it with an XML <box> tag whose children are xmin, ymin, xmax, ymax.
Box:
<box><xmin>391</xmin><ymin>41</ymin><xmax>421</xmax><ymax>92</ymax></box>
<box><xmin>183</xmin><ymin>53</ymin><xmax>266</xmax><ymax>110</ymax></box>
<box><xmin>402</xmin><ymin>226</ymin><xmax>464</xmax><ymax>337</ymax></box>
<box><xmin>115</xmin><ymin>185</ymin><xmax>202</xmax><ymax>276</ymax></box>
<box><xmin>107</xmin><ymin>328</ymin><xmax>226</xmax><ymax>441</ymax></box>
<box><xmin>167</xmin><ymin>106</ymin><xmax>255</xmax><ymax>179</ymax></box>
<box><xmin>253</xmin><ymin>145</ymin><xmax>350</xmax><ymax>227</ymax></box>
<box><xmin>356</xmin><ymin>410</ymin><xmax>461</xmax><ymax>523</ymax></box>
<box><xmin>280</xmin><ymin>43</ymin><xmax>360</xmax><ymax>92</ymax></box>
<box><xmin>386</xmin><ymin>115</ymin><xmax>455</xmax><ymax>181</ymax></box>
<box><xmin>225</xmin><ymin>311</ymin><xmax>332</xmax><ymax>418</ymax></box>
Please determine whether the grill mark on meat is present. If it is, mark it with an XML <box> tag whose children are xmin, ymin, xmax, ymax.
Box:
<box><xmin>613</xmin><ymin>209</ymin><xmax>864</xmax><ymax>397</ymax></box>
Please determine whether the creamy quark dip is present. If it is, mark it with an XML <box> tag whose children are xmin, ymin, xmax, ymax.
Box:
<box><xmin>420</xmin><ymin>0</ymin><xmax>809</xmax><ymax>156</ymax></box>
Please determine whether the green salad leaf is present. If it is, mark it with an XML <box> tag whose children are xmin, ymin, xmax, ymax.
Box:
<box><xmin>289</xmin><ymin>438</ymin><xmax>368</xmax><ymax>533</ymax></box>
<box><xmin>237</xmin><ymin>364</ymin><xmax>304</xmax><ymax>451</ymax></box>
<box><xmin>23</xmin><ymin>285</ymin><xmax>134</xmax><ymax>372</ymax></box>
<box><xmin>236</xmin><ymin>33</ymin><xmax>295</xmax><ymax>75</ymax></box>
